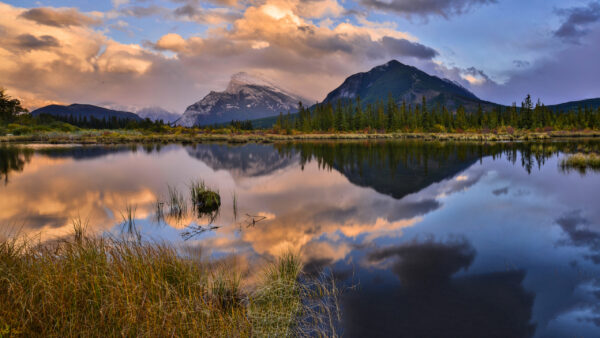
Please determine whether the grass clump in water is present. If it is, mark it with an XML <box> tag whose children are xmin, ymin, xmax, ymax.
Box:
<box><xmin>561</xmin><ymin>152</ymin><xmax>600</xmax><ymax>173</ymax></box>
<box><xmin>190</xmin><ymin>179</ymin><xmax>221</xmax><ymax>214</ymax></box>
<box><xmin>0</xmin><ymin>231</ymin><xmax>339</xmax><ymax>336</ymax></box>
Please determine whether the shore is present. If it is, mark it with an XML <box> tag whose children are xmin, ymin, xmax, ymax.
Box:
<box><xmin>2</xmin><ymin>130</ymin><xmax>600</xmax><ymax>144</ymax></box>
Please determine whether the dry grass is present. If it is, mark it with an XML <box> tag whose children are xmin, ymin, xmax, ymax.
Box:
<box><xmin>0</xmin><ymin>231</ymin><xmax>339</xmax><ymax>337</ymax></box>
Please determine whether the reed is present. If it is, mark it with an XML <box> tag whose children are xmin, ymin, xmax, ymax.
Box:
<box><xmin>166</xmin><ymin>184</ymin><xmax>187</xmax><ymax>220</ymax></box>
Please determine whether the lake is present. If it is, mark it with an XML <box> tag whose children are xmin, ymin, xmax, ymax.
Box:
<box><xmin>1</xmin><ymin>140</ymin><xmax>600</xmax><ymax>337</ymax></box>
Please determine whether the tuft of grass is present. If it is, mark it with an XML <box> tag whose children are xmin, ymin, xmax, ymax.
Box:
<box><xmin>561</xmin><ymin>152</ymin><xmax>600</xmax><ymax>173</ymax></box>
<box><xmin>190</xmin><ymin>179</ymin><xmax>221</xmax><ymax>215</ymax></box>
<box><xmin>0</xmin><ymin>234</ymin><xmax>340</xmax><ymax>337</ymax></box>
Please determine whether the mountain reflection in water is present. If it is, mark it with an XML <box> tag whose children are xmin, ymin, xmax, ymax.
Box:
<box><xmin>1</xmin><ymin>140</ymin><xmax>600</xmax><ymax>337</ymax></box>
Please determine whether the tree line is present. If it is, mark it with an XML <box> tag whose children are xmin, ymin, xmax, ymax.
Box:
<box><xmin>275</xmin><ymin>95</ymin><xmax>600</xmax><ymax>133</ymax></box>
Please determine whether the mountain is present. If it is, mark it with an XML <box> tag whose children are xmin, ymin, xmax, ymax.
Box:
<box><xmin>322</xmin><ymin>60</ymin><xmax>497</xmax><ymax>112</ymax></box>
<box><xmin>31</xmin><ymin>104</ymin><xmax>142</xmax><ymax>121</ymax></box>
<box><xmin>177</xmin><ymin>72</ymin><xmax>305</xmax><ymax>127</ymax></box>
<box><xmin>546</xmin><ymin>98</ymin><xmax>600</xmax><ymax>112</ymax></box>
<box><xmin>248</xmin><ymin>60</ymin><xmax>600</xmax><ymax>127</ymax></box>
<box><xmin>135</xmin><ymin>107</ymin><xmax>180</xmax><ymax>123</ymax></box>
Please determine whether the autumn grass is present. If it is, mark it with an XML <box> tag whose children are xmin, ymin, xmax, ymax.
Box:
<box><xmin>561</xmin><ymin>152</ymin><xmax>600</xmax><ymax>173</ymax></box>
<box><xmin>0</xmin><ymin>230</ymin><xmax>339</xmax><ymax>337</ymax></box>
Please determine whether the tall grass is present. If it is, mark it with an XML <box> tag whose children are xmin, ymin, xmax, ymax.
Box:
<box><xmin>0</xmin><ymin>232</ymin><xmax>340</xmax><ymax>336</ymax></box>
<box><xmin>166</xmin><ymin>184</ymin><xmax>187</xmax><ymax>222</ymax></box>
<box><xmin>119</xmin><ymin>203</ymin><xmax>140</xmax><ymax>241</ymax></box>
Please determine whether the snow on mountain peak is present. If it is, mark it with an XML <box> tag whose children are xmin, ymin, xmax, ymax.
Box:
<box><xmin>226</xmin><ymin>72</ymin><xmax>292</xmax><ymax>96</ymax></box>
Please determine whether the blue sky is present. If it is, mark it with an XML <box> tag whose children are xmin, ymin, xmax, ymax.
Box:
<box><xmin>1</xmin><ymin>0</ymin><xmax>599</xmax><ymax>111</ymax></box>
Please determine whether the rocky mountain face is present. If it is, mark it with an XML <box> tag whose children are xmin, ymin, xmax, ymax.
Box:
<box><xmin>322</xmin><ymin>60</ymin><xmax>497</xmax><ymax>112</ymax></box>
<box><xmin>135</xmin><ymin>107</ymin><xmax>180</xmax><ymax>123</ymax></box>
<box><xmin>31</xmin><ymin>104</ymin><xmax>142</xmax><ymax>121</ymax></box>
<box><xmin>177</xmin><ymin>72</ymin><xmax>305</xmax><ymax>127</ymax></box>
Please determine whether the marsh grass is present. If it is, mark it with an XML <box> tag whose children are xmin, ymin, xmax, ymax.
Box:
<box><xmin>249</xmin><ymin>253</ymin><xmax>341</xmax><ymax>337</ymax></box>
<box><xmin>0</xmin><ymin>230</ymin><xmax>339</xmax><ymax>337</ymax></box>
<box><xmin>120</xmin><ymin>203</ymin><xmax>140</xmax><ymax>241</ymax></box>
<box><xmin>190</xmin><ymin>180</ymin><xmax>221</xmax><ymax>215</ymax></box>
<box><xmin>561</xmin><ymin>152</ymin><xmax>600</xmax><ymax>173</ymax></box>
<box><xmin>166</xmin><ymin>184</ymin><xmax>187</xmax><ymax>222</ymax></box>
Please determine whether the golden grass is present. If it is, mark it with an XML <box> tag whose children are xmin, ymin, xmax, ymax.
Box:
<box><xmin>0</xmin><ymin>232</ymin><xmax>339</xmax><ymax>337</ymax></box>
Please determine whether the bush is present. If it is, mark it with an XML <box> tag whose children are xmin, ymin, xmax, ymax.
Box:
<box><xmin>432</xmin><ymin>124</ymin><xmax>446</xmax><ymax>133</ymax></box>
<box><xmin>9</xmin><ymin>125</ymin><xmax>32</xmax><ymax>135</ymax></box>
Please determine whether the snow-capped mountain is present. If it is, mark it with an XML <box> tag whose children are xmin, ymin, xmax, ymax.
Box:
<box><xmin>135</xmin><ymin>107</ymin><xmax>180</xmax><ymax>123</ymax></box>
<box><xmin>177</xmin><ymin>72</ymin><xmax>305</xmax><ymax>127</ymax></box>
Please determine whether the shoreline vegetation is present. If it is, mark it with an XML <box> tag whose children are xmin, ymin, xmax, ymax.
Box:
<box><xmin>2</xmin><ymin>90</ymin><xmax>600</xmax><ymax>145</ymax></box>
<box><xmin>0</xmin><ymin>228</ymin><xmax>341</xmax><ymax>337</ymax></box>
<box><xmin>561</xmin><ymin>152</ymin><xmax>600</xmax><ymax>173</ymax></box>
<box><xmin>2</xmin><ymin>129</ymin><xmax>600</xmax><ymax>145</ymax></box>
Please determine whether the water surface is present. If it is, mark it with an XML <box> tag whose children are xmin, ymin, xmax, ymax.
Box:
<box><xmin>1</xmin><ymin>140</ymin><xmax>600</xmax><ymax>337</ymax></box>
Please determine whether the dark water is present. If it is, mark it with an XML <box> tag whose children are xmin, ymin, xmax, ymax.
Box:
<box><xmin>1</xmin><ymin>140</ymin><xmax>600</xmax><ymax>337</ymax></box>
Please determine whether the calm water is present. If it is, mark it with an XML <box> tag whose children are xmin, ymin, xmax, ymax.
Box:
<box><xmin>2</xmin><ymin>140</ymin><xmax>600</xmax><ymax>337</ymax></box>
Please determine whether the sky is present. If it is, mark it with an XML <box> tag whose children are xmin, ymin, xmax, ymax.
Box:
<box><xmin>0</xmin><ymin>0</ymin><xmax>599</xmax><ymax>113</ymax></box>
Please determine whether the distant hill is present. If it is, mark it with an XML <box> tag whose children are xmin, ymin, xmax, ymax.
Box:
<box><xmin>31</xmin><ymin>104</ymin><xmax>142</xmax><ymax>121</ymax></box>
<box><xmin>176</xmin><ymin>72</ymin><xmax>306</xmax><ymax>127</ymax></box>
<box><xmin>545</xmin><ymin>98</ymin><xmax>600</xmax><ymax>112</ymax></box>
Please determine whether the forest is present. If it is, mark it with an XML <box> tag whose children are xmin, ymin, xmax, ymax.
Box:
<box><xmin>275</xmin><ymin>95</ymin><xmax>600</xmax><ymax>133</ymax></box>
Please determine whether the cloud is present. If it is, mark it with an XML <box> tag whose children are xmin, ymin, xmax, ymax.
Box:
<box><xmin>472</xmin><ymin>27</ymin><xmax>600</xmax><ymax>104</ymax></box>
<box><xmin>118</xmin><ymin>5</ymin><xmax>169</xmax><ymax>18</ymax></box>
<box><xmin>459</xmin><ymin>66</ymin><xmax>491</xmax><ymax>85</ymax></box>
<box><xmin>554</xmin><ymin>1</ymin><xmax>600</xmax><ymax>42</ymax></box>
<box><xmin>19</xmin><ymin>7</ymin><xmax>101</xmax><ymax>27</ymax></box>
<box><xmin>512</xmin><ymin>60</ymin><xmax>530</xmax><ymax>68</ymax></box>
<box><xmin>380</xmin><ymin>36</ymin><xmax>438</xmax><ymax>59</ymax></box>
<box><xmin>367</xmin><ymin>237</ymin><xmax>476</xmax><ymax>286</ymax></box>
<box><xmin>0</xmin><ymin>1</ymin><xmax>439</xmax><ymax>112</ymax></box>
<box><xmin>556</xmin><ymin>210</ymin><xmax>600</xmax><ymax>264</ymax></box>
<box><xmin>359</xmin><ymin>0</ymin><xmax>496</xmax><ymax>19</ymax></box>
<box><xmin>154</xmin><ymin>33</ymin><xmax>187</xmax><ymax>52</ymax></box>
<box><xmin>14</xmin><ymin>34</ymin><xmax>60</xmax><ymax>51</ymax></box>
<box><xmin>171</xmin><ymin>0</ymin><xmax>240</xmax><ymax>9</ymax></box>
<box><xmin>0</xmin><ymin>3</ymin><xmax>174</xmax><ymax>109</ymax></box>
<box><xmin>492</xmin><ymin>186</ymin><xmax>509</xmax><ymax>196</ymax></box>
<box><xmin>172</xmin><ymin>4</ymin><xmax>241</xmax><ymax>24</ymax></box>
